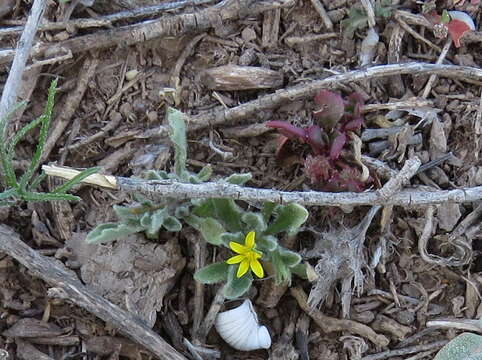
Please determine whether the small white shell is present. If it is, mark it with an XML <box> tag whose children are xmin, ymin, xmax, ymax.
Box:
<box><xmin>215</xmin><ymin>299</ymin><xmax>271</xmax><ymax>351</ymax></box>
<box><xmin>448</xmin><ymin>11</ymin><xmax>476</xmax><ymax>30</ymax></box>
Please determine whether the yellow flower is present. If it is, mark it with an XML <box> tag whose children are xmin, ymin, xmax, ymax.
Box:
<box><xmin>226</xmin><ymin>231</ymin><xmax>264</xmax><ymax>278</ymax></box>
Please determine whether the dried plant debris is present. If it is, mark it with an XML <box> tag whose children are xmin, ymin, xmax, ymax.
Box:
<box><xmin>304</xmin><ymin>206</ymin><xmax>380</xmax><ymax>311</ymax></box>
<box><xmin>64</xmin><ymin>232</ymin><xmax>185</xmax><ymax>327</ymax></box>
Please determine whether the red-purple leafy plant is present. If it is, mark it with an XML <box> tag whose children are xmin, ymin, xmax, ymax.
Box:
<box><xmin>266</xmin><ymin>90</ymin><xmax>370</xmax><ymax>192</ymax></box>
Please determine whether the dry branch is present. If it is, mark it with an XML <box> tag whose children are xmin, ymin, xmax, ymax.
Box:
<box><xmin>0</xmin><ymin>225</ymin><xmax>187</xmax><ymax>360</ymax></box>
<box><xmin>0</xmin><ymin>0</ymin><xmax>294</xmax><ymax>66</ymax></box>
<box><xmin>0</xmin><ymin>0</ymin><xmax>217</xmax><ymax>37</ymax></box>
<box><xmin>140</xmin><ymin>63</ymin><xmax>482</xmax><ymax>139</ymax></box>
<box><xmin>0</xmin><ymin>0</ymin><xmax>46</xmax><ymax>119</ymax></box>
<box><xmin>42</xmin><ymin>164</ymin><xmax>482</xmax><ymax>208</ymax></box>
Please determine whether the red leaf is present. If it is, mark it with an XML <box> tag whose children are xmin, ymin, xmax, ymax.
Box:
<box><xmin>329</xmin><ymin>132</ymin><xmax>347</xmax><ymax>160</ymax></box>
<box><xmin>343</xmin><ymin>116</ymin><xmax>364</xmax><ymax>132</ymax></box>
<box><xmin>313</xmin><ymin>90</ymin><xmax>345</xmax><ymax>131</ymax></box>
<box><xmin>447</xmin><ymin>19</ymin><xmax>472</xmax><ymax>47</ymax></box>
<box><xmin>424</xmin><ymin>11</ymin><xmax>442</xmax><ymax>25</ymax></box>
<box><xmin>304</xmin><ymin>155</ymin><xmax>332</xmax><ymax>183</ymax></box>
<box><xmin>266</xmin><ymin>121</ymin><xmax>307</xmax><ymax>140</ymax></box>
<box><xmin>305</xmin><ymin>125</ymin><xmax>325</xmax><ymax>154</ymax></box>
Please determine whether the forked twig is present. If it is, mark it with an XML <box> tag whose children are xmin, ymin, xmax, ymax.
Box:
<box><xmin>42</xmin><ymin>164</ymin><xmax>482</xmax><ymax>208</ymax></box>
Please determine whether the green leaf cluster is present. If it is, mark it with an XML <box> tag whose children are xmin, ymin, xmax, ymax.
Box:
<box><xmin>85</xmin><ymin>106</ymin><xmax>310</xmax><ymax>299</ymax></box>
<box><xmin>86</xmin><ymin>108</ymin><xmax>205</xmax><ymax>244</ymax></box>
<box><xmin>341</xmin><ymin>0</ymin><xmax>395</xmax><ymax>38</ymax></box>
<box><xmin>193</xmin><ymin>201</ymin><xmax>308</xmax><ymax>299</ymax></box>
<box><xmin>0</xmin><ymin>79</ymin><xmax>98</xmax><ymax>206</ymax></box>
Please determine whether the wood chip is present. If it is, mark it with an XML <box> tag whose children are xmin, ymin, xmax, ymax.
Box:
<box><xmin>200</xmin><ymin>65</ymin><xmax>283</xmax><ymax>91</ymax></box>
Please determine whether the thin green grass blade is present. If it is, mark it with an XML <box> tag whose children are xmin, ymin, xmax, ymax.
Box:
<box><xmin>29</xmin><ymin>172</ymin><xmax>47</xmax><ymax>191</ymax></box>
<box><xmin>51</xmin><ymin>166</ymin><xmax>100</xmax><ymax>194</ymax></box>
<box><xmin>21</xmin><ymin>191</ymin><xmax>80</xmax><ymax>202</ymax></box>
<box><xmin>0</xmin><ymin>188</ymin><xmax>16</xmax><ymax>200</ymax></box>
<box><xmin>7</xmin><ymin>115</ymin><xmax>44</xmax><ymax>156</ymax></box>
<box><xmin>0</xmin><ymin>101</ymin><xmax>27</xmax><ymax>188</ymax></box>
<box><xmin>19</xmin><ymin>79</ymin><xmax>57</xmax><ymax>191</ymax></box>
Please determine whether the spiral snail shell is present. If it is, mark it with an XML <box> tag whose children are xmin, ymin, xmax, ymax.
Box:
<box><xmin>215</xmin><ymin>299</ymin><xmax>271</xmax><ymax>351</ymax></box>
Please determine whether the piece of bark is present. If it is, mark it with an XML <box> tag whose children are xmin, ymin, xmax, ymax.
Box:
<box><xmin>200</xmin><ymin>65</ymin><xmax>283</xmax><ymax>91</ymax></box>
<box><xmin>85</xmin><ymin>336</ymin><xmax>146</xmax><ymax>359</ymax></box>
<box><xmin>437</xmin><ymin>203</ymin><xmax>462</xmax><ymax>232</ymax></box>
<box><xmin>15</xmin><ymin>339</ymin><xmax>53</xmax><ymax>360</ymax></box>
<box><xmin>29</xmin><ymin>336</ymin><xmax>80</xmax><ymax>346</ymax></box>
<box><xmin>0</xmin><ymin>0</ymin><xmax>14</xmax><ymax>18</ymax></box>
<box><xmin>371</xmin><ymin>314</ymin><xmax>412</xmax><ymax>340</ymax></box>
<box><xmin>3</xmin><ymin>318</ymin><xmax>64</xmax><ymax>338</ymax></box>
<box><xmin>387</xmin><ymin>24</ymin><xmax>406</xmax><ymax>97</ymax></box>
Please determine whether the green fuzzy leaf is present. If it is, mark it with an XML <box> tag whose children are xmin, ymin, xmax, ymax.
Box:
<box><xmin>197</xmin><ymin>165</ymin><xmax>212</xmax><ymax>182</ymax></box>
<box><xmin>261</xmin><ymin>202</ymin><xmax>277</xmax><ymax>222</ymax></box>
<box><xmin>175</xmin><ymin>204</ymin><xmax>191</xmax><ymax>218</ymax></box>
<box><xmin>225</xmin><ymin>173</ymin><xmax>252</xmax><ymax>185</ymax></box>
<box><xmin>265</xmin><ymin>203</ymin><xmax>308</xmax><ymax>235</ymax></box>
<box><xmin>279</xmin><ymin>248</ymin><xmax>302</xmax><ymax>267</ymax></box>
<box><xmin>113</xmin><ymin>205</ymin><xmax>144</xmax><ymax>220</ymax></box>
<box><xmin>132</xmin><ymin>193</ymin><xmax>155</xmax><ymax>207</ymax></box>
<box><xmin>241</xmin><ymin>212</ymin><xmax>267</xmax><ymax>233</ymax></box>
<box><xmin>86</xmin><ymin>222</ymin><xmax>144</xmax><ymax>244</ymax></box>
<box><xmin>224</xmin><ymin>266</ymin><xmax>253</xmax><ymax>299</ymax></box>
<box><xmin>144</xmin><ymin>170</ymin><xmax>170</xmax><ymax>180</ymax></box>
<box><xmin>211</xmin><ymin>198</ymin><xmax>243</xmax><ymax>232</ymax></box>
<box><xmin>194</xmin><ymin>262</ymin><xmax>229</xmax><ymax>284</ymax></box>
<box><xmin>192</xmin><ymin>199</ymin><xmax>216</xmax><ymax>218</ymax></box>
<box><xmin>256</xmin><ymin>235</ymin><xmax>278</xmax><ymax>252</ymax></box>
<box><xmin>291</xmin><ymin>263</ymin><xmax>308</xmax><ymax>280</ymax></box>
<box><xmin>167</xmin><ymin>108</ymin><xmax>188</xmax><ymax>179</ymax></box>
<box><xmin>220</xmin><ymin>232</ymin><xmax>245</xmax><ymax>247</ymax></box>
<box><xmin>188</xmin><ymin>174</ymin><xmax>203</xmax><ymax>184</ymax></box>
<box><xmin>147</xmin><ymin>208</ymin><xmax>169</xmax><ymax>235</ymax></box>
<box><xmin>163</xmin><ymin>216</ymin><xmax>182</xmax><ymax>232</ymax></box>
<box><xmin>434</xmin><ymin>333</ymin><xmax>482</xmax><ymax>360</ymax></box>
<box><xmin>199</xmin><ymin>217</ymin><xmax>226</xmax><ymax>245</ymax></box>
<box><xmin>271</xmin><ymin>250</ymin><xmax>291</xmax><ymax>285</ymax></box>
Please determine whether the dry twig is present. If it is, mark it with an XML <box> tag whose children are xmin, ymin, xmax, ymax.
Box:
<box><xmin>0</xmin><ymin>0</ymin><xmax>294</xmax><ymax>66</ymax></box>
<box><xmin>42</xmin><ymin>164</ymin><xmax>482</xmax><ymax>207</ymax></box>
<box><xmin>0</xmin><ymin>0</ymin><xmax>45</xmax><ymax>119</ymax></box>
<box><xmin>141</xmin><ymin>63</ymin><xmax>482</xmax><ymax>139</ymax></box>
<box><xmin>291</xmin><ymin>287</ymin><xmax>389</xmax><ymax>347</ymax></box>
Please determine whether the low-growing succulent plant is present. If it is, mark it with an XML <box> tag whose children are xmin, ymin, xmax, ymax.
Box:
<box><xmin>192</xmin><ymin>199</ymin><xmax>309</xmax><ymax>299</ymax></box>
<box><xmin>86</xmin><ymin>108</ymin><xmax>212</xmax><ymax>244</ymax></box>
<box><xmin>434</xmin><ymin>332</ymin><xmax>482</xmax><ymax>360</ymax></box>
<box><xmin>85</xmin><ymin>107</ymin><xmax>310</xmax><ymax>299</ymax></box>
<box><xmin>266</xmin><ymin>90</ymin><xmax>371</xmax><ymax>192</ymax></box>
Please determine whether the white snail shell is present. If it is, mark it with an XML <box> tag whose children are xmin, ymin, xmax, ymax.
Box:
<box><xmin>448</xmin><ymin>11</ymin><xmax>476</xmax><ymax>30</ymax></box>
<box><xmin>215</xmin><ymin>299</ymin><xmax>271</xmax><ymax>351</ymax></box>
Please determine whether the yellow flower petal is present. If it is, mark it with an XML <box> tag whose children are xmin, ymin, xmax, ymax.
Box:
<box><xmin>237</xmin><ymin>259</ymin><xmax>250</xmax><ymax>278</ymax></box>
<box><xmin>226</xmin><ymin>255</ymin><xmax>245</xmax><ymax>264</ymax></box>
<box><xmin>250</xmin><ymin>258</ymin><xmax>264</xmax><ymax>278</ymax></box>
<box><xmin>245</xmin><ymin>231</ymin><xmax>255</xmax><ymax>248</ymax></box>
<box><xmin>229</xmin><ymin>241</ymin><xmax>249</xmax><ymax>254</ymax></box>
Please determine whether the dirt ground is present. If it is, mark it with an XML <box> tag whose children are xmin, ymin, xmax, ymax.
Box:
<box><xmin>1</xmin><ymin>0</ymin><xmax>482</xmax><ymax>359</ymax></box>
